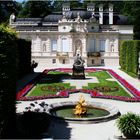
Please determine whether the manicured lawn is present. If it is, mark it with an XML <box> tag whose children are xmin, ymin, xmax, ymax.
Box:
<box><xmin>47</xmin><ymin>70</ymin><xmax>69</xmax><ymax>75</ymax></box>
<box><xmin>28</xmin><ymin>83</ymin><xmax>75</xmax><ymax>97</ymax></box>
<box><xmin>28</xmin><ymin>72</ymin><xmax>75</xmax><ymax>97</ymax></box>
<box><xmin>84</xmin><ymin>71</ymin><xmax>131</xmax><ymax>97</ymax></box>
<box><xmin>27</xmin><ymin>70</ymin><xmax>131</xmax><ymax>98</ymax></box>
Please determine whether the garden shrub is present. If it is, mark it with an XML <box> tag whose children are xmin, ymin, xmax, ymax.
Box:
<box><xmin>119</xmin><ymin>40</ymin><xmax>140</xmax><ymax>75</ymax></box>
<box><xmin>117</xmin><ymin>112</ymin><xmax>140</xmax><ymax>139</ymax></box>
<box><xmin>0</xmin><ymin>24</ymin><xmax>31</xmax><ymax>138</ymax></box>
<box><xmin>0</xmin><ymin>24</ymin><xmax>17</xmax><ymax>138</ymax></box>
<box><xmin>17</xmin><ymin>38</ymin><xmax>31</xmax><ymax>78</ymax></box>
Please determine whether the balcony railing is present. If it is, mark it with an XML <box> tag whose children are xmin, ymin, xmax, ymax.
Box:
<box><xmin>87</xmin><ymin>52</ymin><xmax>101</xmax><ymax>57</ymax></box>
<box><xmin>57</xmin><ymin>52</ymin><xmax>69</xmax><ymax>57</ymax></box>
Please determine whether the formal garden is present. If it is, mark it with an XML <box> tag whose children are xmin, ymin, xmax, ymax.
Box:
<box><xmin>16</xmin><ymin>68</ymin><xmax>140</xmax><ymax>102</ymax></box>
<box><xmin>16</xmin><ymin>68</ymin><xmax>140</xmax><ymax>139</ymax></box>
<box><xmin>1</xmin><ymin>24</ymin><xmax>140</xmax><ymax>139</ymax></box>
<box><xmin>1</xmin><ymin>1</ymin><xmax>140</xmax><ymax>139</ymax></box>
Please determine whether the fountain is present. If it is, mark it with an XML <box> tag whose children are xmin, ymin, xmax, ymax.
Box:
<box><xmin>47</xmin><ymin>95</ymin><xmax>120</xmax><ymax>123</ymax></box>
<box><xmin>73</xmin><ymin>95</ymin><xmax>87</xmax><ymax>116</ymax></box>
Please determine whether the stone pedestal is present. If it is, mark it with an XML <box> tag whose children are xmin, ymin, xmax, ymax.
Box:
<box><xmin>72</xmin><ymin>65</ymin><xmax>85</xmax><ymax>79</ymax></box>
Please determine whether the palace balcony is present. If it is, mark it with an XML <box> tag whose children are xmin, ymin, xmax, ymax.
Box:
<box><xmin>57</xmin><ymin>52</ymin><xmax>69</xmax><ymax>57</ymax></box>
<box><xmin>87</xmin><ymin>52</ymin><xmax>101</xmax><ymax>57</ymax></box>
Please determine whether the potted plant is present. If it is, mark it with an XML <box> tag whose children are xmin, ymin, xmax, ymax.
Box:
<box><xmin>116</xmin><ymin>112</ymin><xmax>140</xmax><ymax>139</ymax></box>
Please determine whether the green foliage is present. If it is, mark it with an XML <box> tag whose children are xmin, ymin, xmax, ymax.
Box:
<box><xmin>120</xmin><ymin>68</ymin><xmax>137</xmax><ymax>78</ymax></box>
<box><xmin>0</xmin><ymin>1</ymin><xmax>22</xmax><ymax>24</ymax></box>
<box><xmin>17</xmin><ymin>38</ymin><xmax>31</xmax><ymax>78</ymax></box>
<box><xmin>85</xmin><ymin>71</ymin><xmax>130</xmax><ymax>97</ymax></box>
<box><xmin>0</xmin><ymin>24</ymin><xmax>31</xmax><ymax>138</ymax></box>
<box><xmin>117</xmin><ymin>112</ymin><xmax>140</xmax><ymax>138</ymax></box>
<box><xmin>47</xmin><ymin>71</ymin><xmax>68</xmax><ymax>75</ymax></box>
<box><xmin>88</xmin><ymin>71</ymin><xmax>112</xmax><ymax>80</ymax></box>
<box><xmin>120</xmin><ymin>40</ymin><xmax>140</xmax><ymax>76</ymax></box>
<box><xmin>52</xmin><ymin>0</ymin><xmax>83</xmax><ymax>12</ymax></box>
<box><xmin>0</xmin><ymin>24</ymin><xmax>17</xmax><ymax>138</ymax></box>
<box><xmin>28</xmin><ymin>83</ymin><xmax>75</xmax><ymax>97</ymax></box>
<box><xmin>18</xmin><ymin>0</ymin><xmax>52</xmax><ymax>18</ymax></box>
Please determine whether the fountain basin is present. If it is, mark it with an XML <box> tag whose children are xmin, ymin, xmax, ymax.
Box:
<box><xmin>47</xmin><ymin>101</ymin><xmax>120</xmax><ymax>124</ymax></box>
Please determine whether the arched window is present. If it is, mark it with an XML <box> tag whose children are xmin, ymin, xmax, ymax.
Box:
<box><xmin>62</xmin><ymin>38</ymin><xmax>69</xmax><ymax>52</ymax></box>
<box><xmin>51</xmin><ymin>39</ymin><xmax>57</xmax><ymax>52</ymax></box>
<box><xmin>100</xmin><ymin>40</ymin><xmax>105</xmax><ymax>52</ymax></box>
<box><xmin>89</xmin><ymin>39</ymin><xmax>96</xmax><ymax>52</ymax></box>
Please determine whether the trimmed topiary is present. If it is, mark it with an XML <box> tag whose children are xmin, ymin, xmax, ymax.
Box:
<box><xmin>119</xmin><ymin>40</ymin><xmax>140</xmax><ymax>76</ymax></box>
<box><xmin>116</xmin><ymin>112</ymin><xmax>140</xmax><ymax>139</ymax></box>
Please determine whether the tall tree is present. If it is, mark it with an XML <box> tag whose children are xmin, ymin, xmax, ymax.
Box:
<box><xmin>0</xmin><ymin>24</ymin><xmax>17</xmax><ymax>138</ymax></box>
<box><xmin>0</xmin><ymin>1</ymin><xmax>21</xmax><ymax>23</ymax></box>
<box><xmin>52</xmin><ymin>0</ymin><xmax>83</xmax><ymax>12</ymax></box>
<box><xmin>18</xmin><ymin>0</ymin><xmax>52</xmax><ymax>18</ymax></box>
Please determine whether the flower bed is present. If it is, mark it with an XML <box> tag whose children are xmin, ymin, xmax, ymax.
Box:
<box><xmin>18</xmin><ymin>94</ymin><xmax>59</xmax><ymax>101</ymax></box>
<box><xmin>16</xmin><ymin>70</ymin><xmax>50</xmax><ymax>100</ymax></box>
<box><xmin>94</xmin><ymin>94</ymin><xmax>140</xmax><ymax>102</ymax></box>
<box><xmin>108</xmin><ymin>69</ymin><xmax>140</xmax><ymax>98</ymax></box>
<box><xmin>17</xmin><ymin>68</ymin><xmax>140</xmax><ymax>102</ymax></box>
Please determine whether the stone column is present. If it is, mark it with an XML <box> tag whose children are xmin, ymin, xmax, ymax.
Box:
<box><xmin>47</xmin><ymin>38</ymin><xmax>51</xmax><ymax>52</ymax></box>
<box><xmin>109</xmin><ymin>4</ymin><xmax>113</xmax><ymax>25</ymax></box>
<box><xmin>96</xmin><ymin>35</ymin><xmax>99</xmax><ymax>52</ymax></box>
<box><xmin>69</xmin><ymin>36</ymin><xmax>73</xmax><ymax>57</ymax></box>
<box><xmin>35</xmin><ymin>35</ymin><xmax>41</xmax><ymax>52</ymax></box>
<box><xmin>82</xmin><ymin>36</ymin><xmax>87</xmax><ymax>57</ymax></box>
<box><xmin>31</xmin><ymin>39</ymin><xmax>34</xmax><ymax>52</ymax></box>
<box><xmin>57</xmin><ymin>36</ymin><xmax>61</xmax><ymax>52</ymax></box>
<box><xmin>99</xmin><ymin>4</ymin><xmax>103</xmax><ymax>24</ymax></box>
<box><xmin>115</xmin><ymin>37</ymin><xmax>119</xmax><ymax>52</ymax></box>
<box><xmin>105</xmin><ymin>37</ymin><xmax>110</xmax><ymax>52</ymax></box>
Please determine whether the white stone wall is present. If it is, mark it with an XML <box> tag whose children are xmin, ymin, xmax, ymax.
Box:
<box><xmin>118</xmin><ymin>25</ymin><xmax>133</xmax><ymax>34</ymax></box>
<box><xmin>16</xmin><ymin>24</ymin><xmax>133</xmax><ymax>68</ymax></box>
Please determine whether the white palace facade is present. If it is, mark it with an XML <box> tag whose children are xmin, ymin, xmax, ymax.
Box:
<box><xmin>10</xmin><ymin>3</ymin><xmax>133</xmax><ymax>67</ymax></box>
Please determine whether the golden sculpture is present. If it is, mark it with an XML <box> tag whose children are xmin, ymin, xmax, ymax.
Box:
<box><xmin>73</xmin><ymin>95</ymin><xmax>87</xmax><ymax>116</ymax></box>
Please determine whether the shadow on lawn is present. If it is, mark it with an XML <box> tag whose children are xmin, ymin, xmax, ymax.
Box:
<box><xmin>38</xmin><ymin>73</ymin><xmax>71</xmax><ymax>84</ymax></box>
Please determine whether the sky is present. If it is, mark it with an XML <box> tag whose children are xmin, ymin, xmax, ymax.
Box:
<box><xmin>15</xmin><ymin>0</ymin><xmax>26</xmax><ymax>3</ymax></box>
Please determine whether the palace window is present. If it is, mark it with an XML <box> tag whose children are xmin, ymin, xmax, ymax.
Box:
<box><xmin>100</xmin><ymin>40</ymin><xmax>105</xmax><ymax>52</ymax></box>
<box><xmin>92</xmin><ymin>59</ymin><xmax>94</xmax><ymax>64</ymax></box>
<box><xmin>62</xmin><ymin>59</ymin><xmax>65</xmax><ymax>64</ymax></box>
<box><xmin>62</xmin><ymin>38</ymin><xmax>69</xmax><ymax>52</ymax></box>
<box><xmin>51</xmin><ymin>40</ymin><xmax>57</xmax><ymax>51</ymax></box>
<box><xmin>90</xmin><ymin>39</ymin><xmax>96</xmax><ymax>52</ymax></box>
<box><xmin>52</xmin><ymin>59</ymin><xmax>56</xmax><ymax>64</ymax></box>
<box><xmin>101</xmin><ymin>59</ymin><xmax>104</xmax><ymax>64</ymax></box>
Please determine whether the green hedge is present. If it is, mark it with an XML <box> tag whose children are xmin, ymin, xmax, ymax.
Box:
<box><xmin>0</xmin><ymin>25</ymin><xmax>31</xmax><ymax>138</ymax></box>
<box><xmin>0</xmin><ymin>24</ymin><xmax>17</xmax><ymax>138</ymax></box>
<box><xmin>17</xmin><ymin>38</ymin><xmax>31</xmax><ymax>78</ymax></box>
<box><xmin>120</xmin><ymin>40</ymin><xmax>140</xmax><ymax>75</ymax></box>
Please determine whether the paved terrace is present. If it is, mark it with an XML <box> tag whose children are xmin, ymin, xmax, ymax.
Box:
<box><xmin>17</xmin><ymin>93</ymin><xmax>140</xmax><ymax>140</ymax></box>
